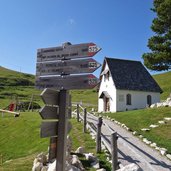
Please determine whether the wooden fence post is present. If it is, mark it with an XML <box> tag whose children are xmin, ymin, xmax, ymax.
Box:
<box><xmin>77</xmin><ymin>104</ymin><xmax>79</xmax><ymax>122</ymax></box>
<box><xmin>83</xmin><ymin>108</ymin><xmax>87</xmax><ymax>133</ymax></box>
<box><xmin>96</xmin><ymin>117</ymin><xmax>103</xmax><ymax>153</ymax></box>
<box><xmin>111</xmin><ymin>132</ymin><xmax>119</xmax><ymax>171</ymax></box>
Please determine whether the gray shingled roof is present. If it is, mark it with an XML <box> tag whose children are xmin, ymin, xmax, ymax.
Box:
<box><xmin>102</xmin><ymin>57</ymin><xmax>162</xmax><ymax>93</ymax></box>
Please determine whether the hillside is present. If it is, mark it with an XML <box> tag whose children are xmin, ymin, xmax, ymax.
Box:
<box><xmin>153</xmin><ymin>71</ymin><xmax>171</xmax><ymax>100</ymax></box>
<box><xmin>0</xmin><ymin>66</ymin><xmax>170</xmax><ymax>109</ymax></box>
<box><xmin>0</xmin><ymin>66</ymin><xmax>97</xmax><ymax>109</ymax></box>
<box><xmin>0</xmin><ymin>66</ymin><xmax>40</xmax><ymax>109</ymax></box>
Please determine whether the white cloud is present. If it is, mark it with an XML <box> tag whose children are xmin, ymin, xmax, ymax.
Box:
<box><xmin>68</xmin><ymin>18</ymin><xmax>75</xmax><ymax>25</ymax></box>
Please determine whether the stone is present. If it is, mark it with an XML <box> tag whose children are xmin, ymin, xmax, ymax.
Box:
<box><xmin>149</xmin><ymin>124</ymin><xmax>159</xmax><ymax>128</ymax></box>
<box><xmin>133</xmin><ymin>131</ymin><xmax>137</xmax><ymax>135</ymax></box>
<box><xmin>166</xmin><ymin>154</ymin><xmax>171</xmax><ymax>160</ymax></box>
<box><xmin>91</xmin><ymin>160</ymin><xmax>100</xmax><ymax>169</ymax></box>
<box><xmin>158</xmin><ymin>120</ymin><xmax>166</xmax><ymax>124</ymax></box>
<box><xmin>71</xmin><ymin>155</ymin><xmax>84</xmax><ymax>171</ymax></box>
<box><xmin>164</xmin><ymin>117</ymin><xmax>171</xmax><ymax>121</ymax></box>
<box><xmin>84</xmin><ymin>153</ymin><xmax>97</xmax><ymax>162</ymax></box>
<box><xmin>168</xmin><ymin>102</ymin><xmax>171</xmax><ymax>107</ymax></box>
<box><xmin>150</xmin><ymin>143</ymin><xmax>157</xmax><ymax>148</ymax></box>
<box><xmin>163</xmin><ymin>102</ymin><xmax>169</xmax><ymax>107</ymax></box>
<box><xmin>156</xmin><ymin>103</ymin><xmax>163</xmax><ymax>108</ymax></box>
<box><xmin>41</xmin><ymin>166</ymin><xmax>48</xmax><ymax>171</ymax></box>
<box><xmin>96</xmin><ymin>169</ymin><xmax>106</xmax><ymax>171</ymax></box>
<box><xmin>37</xmin><ymin>152</ymin><xmax>47</xmax><ymax>165</ymax></box>
<box><xmin>75</xmin><ymin>147</ymin><xmax>85</xmax><ymax>154</ymax></box>
<box><xmin>150</xmin><ymin>104</ymin><xmax>156</xmax><ymax>108</ymax></box>
<box><xmin>160</xmin><ymin>150</ymin><xmax>167</xmax><ymax>156</ymax></box>
<box><xmin>166</xmin><ymin>97</ymin><xmax>171</xmax><ymax>102</ymax></box>
<box><xmin>47</xmin><ymin>160</ymin><xmax>56</xmax><ymax>171</ymax></box>
<box><xmin>32</xmin><ymin>162</ymin><xmax>43</xmax><ymax>171</ymax></box>
<box><xmin>141</xmin><ymin>128</ymin><xmax>150</xmax><ymax>131</ymax></box>
<box><xmin>117</xmin><ymin>163</ymin><xmax>141</xmax><ymax>171</ymax></box>
<box><xmin>143</xmin><ymin>138</ymin><xmax>151</xmax><ymax>145</ymax></box>
<box><xmin>155</xmin><ymin>146</ymin><xmax>160</xmax><ymax>151</ymax></box>
<box><xmin>139</xmin><ymin>135</ymin><xmax>143</xmax><ymax>138</ymax></box>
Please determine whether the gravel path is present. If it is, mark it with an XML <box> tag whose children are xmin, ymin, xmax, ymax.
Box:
<box><xmin>86</xmin><ymin>113</ymin><xmax>171</xmax><ymax>171</ymax></box>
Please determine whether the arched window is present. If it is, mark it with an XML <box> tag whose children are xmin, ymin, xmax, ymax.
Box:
<box><xmin>126</xmin><ymin>94</ymin><xmax>131</xmax><ymax>105</ymax></box>
<box><xmin>147</xmin><ymin>95</ymin><xmax>152</xmax><ymax>106</ymax></box>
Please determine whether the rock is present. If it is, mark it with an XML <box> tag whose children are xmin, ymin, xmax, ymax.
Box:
<box><xmin>166</xmin><ymin>97</ymin><xmax>171</xmax><ymax>102</ymax></box>
<box><xmin>155</xmin><ymin>146</ymin><xmax>160</xmax><ymax>151</ymax></box>
<box><xmin>69</xmin><ymin>166</ymin><xmax>81</xmax><ymax>171</ymax></box>
<box><xmin>166</xmin><ymin>154</ymin><xmax>171</xmax><ymax>160</ymax></box>
<box><xmin>150</xmin><ymin>104</ymin><xmax>156</xmax><ymax>108</ymax></box>
<box><xmin>41</xmin><ymin>166</ymin><xmax>48</xmax><ymax>171</ymax></box>
<box><xmin>150</xmin><ymin>143</ymin><xmax>157</xmax><ymax>148</ymax></box>
<box><xmin>156</xmin><ymin>103</ymin><xmax>163</xmax><ymax>108</ymax></box>
<box><xmin>141</xmin><ymin>128</ymin><xmax>150</xmax><ymax>131</ymax></box>
<box><xmin>37</xmin><ymin>152</ymin><xmax>47</xmax><ymax>165</ymax></box>
<box><xmin>71</xmin><ymin>155</ymin><xmax>84</xmax><ymax>171</ymax></box>
<box><xmin>139</xmin><ymin>135</ymin><xmax>143</xmax><ymax>138</ymax></box>
<box><xmin>149</xmin><ymin>124</ymin><xmax>159</xmax><ymax>128</ymax></box>
<box><xmin>84</xmin><ymin>153</ymin><xmax>97</xmax><ymax>162</ymax></box>
<box><xmin>96</xmin><ymin>169</ymin><xmax>106</xmax><ymax>171</ymax></box>
<box><xmin>163</xmin><ymin>102</ymin><xmax>169</xmax><ymax>107</ymax></box>
<box><xmin>47</xmin><ymin>160</ymin><xmax>56</xmax><ymax>171</ymax></box>
<box><xmin>160</xmin><ymin>150</ymin><xmax>167</xmax><ymax>156</ymax></box>
<box><xmin>158</xmin><ymin>120</ymin><xmax>166</xmax><ymax>124</ymax></box>
<box><xmin>117</xmin><ymin>163</ymin><xmax>141</xmax><ymax>171</ymax></box>
<box><xmin>168</xmin><ymin>101</ymin><xmax>171</xmax><ymax>107</ymax></box>
<box><xmin>164</xmin><ymin>117</ymin><xmax>171</xmax><ymax>121</ymax></box>
<box><xmin>91</xmin><ymin>160</ymin><xmax>100</xmax><ymax>169</ymax></box>
<box><xmin>132</xmin><ymin>131</ymin><xmax>137</xmax><ymax>135</ymax></box>
<box><xmin>32</xmin><ymin>162</ymin><xmax>43</xmax><ymax>171</ymax></box>
<box><xmin>143</xmin><ymin>138</ymin><xmax>151</xmax><ymax>145</ymax></box>
<box><xmin>75</xmin><ymin>147</ymin><xmax>85</xmax><ymax>154</ymax></box>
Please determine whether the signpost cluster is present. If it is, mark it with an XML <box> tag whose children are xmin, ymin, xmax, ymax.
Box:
<box><xmin>36</xmin><ymin>42</ymin><xmax>101</xmax><ymax>171</ymax></box>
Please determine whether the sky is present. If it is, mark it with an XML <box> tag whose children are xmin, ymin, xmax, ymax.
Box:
<box><xmin>0</xmin><ymin>0</ymin><xmax>157</xmax><ymax>76</ymax></box>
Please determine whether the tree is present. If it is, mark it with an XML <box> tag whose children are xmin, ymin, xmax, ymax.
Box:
<box><xmin>142</xmin><ymin>0</ymin><xmax>171</xmax><ymax>71</ymax></box>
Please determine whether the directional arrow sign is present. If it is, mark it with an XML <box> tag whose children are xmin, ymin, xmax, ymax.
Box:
<box><xmin>41</xmin><ymin>121</ymin><xmax>58</xmax><ymax>138</ymax></box>
<box><xmin>40</xmin><ymin>88</ymin><xmax>59</xmax><ymax>105</ymax></box>
<box><xmin>37</xmin><ymin>42</ymin><xmax>101</xmax><ymax>62</ymax></box>
<box><xmin>39</xmin><ymin>106</ymin><xmax>59</xmax><ymax>119</ymax></box>
<box><xmin>36</xmin><ymin>58</ymin><xmax>101</xmax><ymax>76</ymax></box>
<box><xmin>36</xmin><ymin>74</ymin><xmax>99</xmax><ymax>90</ymax></box>
<box><xmin>41</xmin><ymin>121</ymin><xmax>72</xmax><ymax>138</ymax></box>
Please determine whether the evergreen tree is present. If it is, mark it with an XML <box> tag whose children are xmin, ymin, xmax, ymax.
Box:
<box><xmin>142</xmin><ymin>0</ymin><xmax>171</xmax><ymax>71</ymax></box>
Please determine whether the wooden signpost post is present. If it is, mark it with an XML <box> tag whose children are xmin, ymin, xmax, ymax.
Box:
<box><xmin>36</xmin><ymin>42</ymin><xmax>101</xmax><ymax>171</ymax></box>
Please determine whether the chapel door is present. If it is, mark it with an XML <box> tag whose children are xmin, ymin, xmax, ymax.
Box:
<box><xmin>104</xmin><ymin>97</ymin><xmax>110</xmax><ymax>112</ymax></box>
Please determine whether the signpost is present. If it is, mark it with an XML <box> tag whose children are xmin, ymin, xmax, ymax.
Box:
<box><xmin>36</xmin><ymin>42</ymin><xmax>101</xmax><ymax>171</ymax></box>
<box><xmin>36</xmin><ymin>58</ymin><xmax>101</xmax><ymax>76</ymax></box>
<box><xmin>37</xmin><ymin>42</ymin><xmax>101</xmax><ymax>62</ymax></box>
<box><xmin>36</xmin><ymin>74</ymin><xmax>99</xmax><ymax>90</ymax></box>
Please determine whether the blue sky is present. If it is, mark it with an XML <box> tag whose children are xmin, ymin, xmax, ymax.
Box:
<box><xmin>0</xmin><ymin>0</ymin><xmax>157</xmax><ymax>76</ymax></box>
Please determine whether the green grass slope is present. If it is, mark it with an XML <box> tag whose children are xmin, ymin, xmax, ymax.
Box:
<box><xmin>0</xmin><ymin>113</ymin><xmax>111</xmax><ymax>171</ymax></box>
<box><xmin>153</xmin><ymin>71</ymin><xmax>171</xmax><ymax>100</ymax></box>
<box><xmin>0</xmin><ymin>66</ymin><xmax>41</xmax><ymax>108</ymax></box>
<box><xmin>102</xmin><ymin>107</ymin><xmax>171</xmax><ymax>154</ymax></box>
